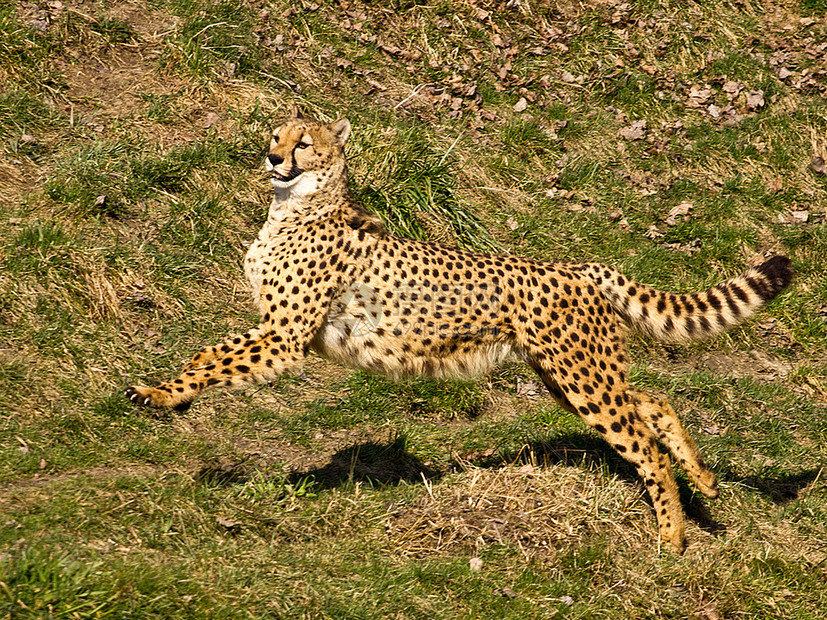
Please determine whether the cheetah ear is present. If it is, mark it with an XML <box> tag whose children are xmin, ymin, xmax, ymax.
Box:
<box><xmin>329</xmin><ymin>118</ymin><xmax>351</xmax><ymax>146</ymax></box>
<box><xmin>290</xmin><ymin>105</ymin><xmax>304</xmax><ymax>119</ymax></box>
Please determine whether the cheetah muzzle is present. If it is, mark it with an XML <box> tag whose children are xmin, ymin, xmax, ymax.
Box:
<box><xmin>126</xmin><ymin>110</ymin><xmax>793</xmax><ymax>553</ymax></box>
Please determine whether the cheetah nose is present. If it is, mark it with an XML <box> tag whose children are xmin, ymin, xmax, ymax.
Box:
<box><xmin>267</xmin><ymin>153</ymin><xmax>284</xmax><ymax>166</ymax></box>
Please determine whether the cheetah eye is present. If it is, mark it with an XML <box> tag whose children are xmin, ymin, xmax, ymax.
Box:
<box><xmin>272</xmin><ymin>134</ymin><xmax>280</xmax><ymax>144</ymax></box>
<box><xmin>296</xmin><ymin>141</ymin><xmax>310</xmax><ymax>150</ymax></box>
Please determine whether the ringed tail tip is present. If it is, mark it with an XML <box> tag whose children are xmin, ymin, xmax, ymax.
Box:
<box><xmin>753</xmin><ymin>255</ymin><xmax>793</xmax><ymax>302</ymax></box>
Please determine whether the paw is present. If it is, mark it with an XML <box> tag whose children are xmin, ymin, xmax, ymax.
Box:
<box><xmin>125</xmin><ymin>385</ymin><xmax>190</xmax><ymax>410</ymax></box>
<box><xmin>666</xmin><ymin>531</ymin><xmax>687</xmax><ymax>554</ymax></box>
<box><xmin>695</xmin><ymin>470</ymin><xmax>719</xmax><ymax>499</ymax></box>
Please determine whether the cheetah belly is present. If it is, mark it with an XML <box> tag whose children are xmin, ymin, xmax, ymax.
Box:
<box><xmin>310</xmin><ymin>281</ymin><xmax>517</xmax><ymax>380</ymax></box>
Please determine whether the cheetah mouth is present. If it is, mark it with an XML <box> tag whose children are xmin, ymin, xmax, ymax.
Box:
<box><xmin>270</xmin><ymin>166</ymin><xmax>304</xmax><ymax>185</ymax></box>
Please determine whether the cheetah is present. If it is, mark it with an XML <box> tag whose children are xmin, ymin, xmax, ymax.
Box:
<box><xmin>126</xmin><ymin>111</ymin><xmax>793</xmax><ymax>552</ymax></box>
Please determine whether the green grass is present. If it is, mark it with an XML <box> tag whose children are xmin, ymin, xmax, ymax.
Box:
<box><xmin>1</xmin><ymin>0</ymin><xmax>826</xmax><ymax>617</ymax></box>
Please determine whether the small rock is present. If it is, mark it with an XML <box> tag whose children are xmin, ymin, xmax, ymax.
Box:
<box><xmin>469</xmin><ymin>557</ymin><xmax>483</xmax><ymax>571</ymax></box>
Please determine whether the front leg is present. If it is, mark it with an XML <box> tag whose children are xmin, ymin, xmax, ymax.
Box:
<box><xmin>126</xmin><ymin>330</ymin><xmax>303</xmax><ymax>409</ymax></box>
<box><xmin>127</xmin><ymin>245</ymin><xmax>351</xmax><ymax>409</ymax></box>
<box><xmin>178</xmin><ymin>327</ymin><xmax>267</xmax><ymax>374</ymax></box>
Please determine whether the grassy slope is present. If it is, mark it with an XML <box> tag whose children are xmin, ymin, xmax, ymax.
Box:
<box><xmin>1</xmin><ymin>0</ymin><xmax>826</xmax><ymax>617</ymax></box>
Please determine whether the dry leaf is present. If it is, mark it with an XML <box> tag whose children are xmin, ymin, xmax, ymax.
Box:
<box><xmin>619</xmin><ymin>120</ymin><xmax>646</xmax><ymax>140</ymax></box>
<box><xmin>746</xmin><ymin>90</ymin><xmax>765</xmax><ymax>110</ymax></box>
<box><xmin>365</xmin><ymin>78</ymin><xmax>387</xmax><ymax>92</ymax></box>
<box><xmin>203</xmin><ymin>111</ymin><xmax>220</xmax><ymax>128</ymax></box>
<box><xmin>665</xmin><ymin>202</ymin><xmax>693</xmax><ymax>226</ymax></box>
<box><xmin>703</xmin><ymin>424</ymin><xmax>721</xmax><ymax>436</ymax></box>
<box><xmin>513</xmin><ymin>97</ymin><xmax>528</xmax><ymax>112</ymax></box>
<box><xmin>722</xmin><ymin>80</ymin><xmax>742</xmax><ymax>97</ymax></box>
<box><xmin>645</xmin><ymin>224</ymin><xmax>664</xmax><ymax>239</ymax></box>
<box><xmin>687</xmin><ymin>84</ymin><xmax>712</xmax><ymax>107</ymax></box>
<box><xmin>811</xmin><ymin>156</ymin><xmax>826</xmax><ymax>175</ymax></box>
<box><xmin>216</xmin><ymin>516</ymin><xmax>242</xmax><ymax>530</ymax></box>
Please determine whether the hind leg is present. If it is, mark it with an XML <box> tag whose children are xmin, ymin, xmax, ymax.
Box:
<box><xmin>532</xmin><ymin>365</ymin><xmax>686</xmax><ymax>551</ymax></box>
<box><xmin>628</xmin><ymin>388</ymin><xmax>718</xmax><ymax>498</ymax></box>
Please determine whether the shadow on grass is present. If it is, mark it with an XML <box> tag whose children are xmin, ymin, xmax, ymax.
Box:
<box><xmin>195</xmin><ymin>431</ymin><xmax>820</xmax><ymax>536</ymax></box>
<box><xmin>288</xmin><ymin>436</ymin><xmax>441</xmax><ymax>490</ymax></box>
<box><xmin>726</xmin><ymin>469</ymin><xmax>823</xmax><ymax>504</ymax></box>
<box><xmin>195</xmin><ymin>435</ymin><xmax>440</xmax><ymax>490</ymax></box>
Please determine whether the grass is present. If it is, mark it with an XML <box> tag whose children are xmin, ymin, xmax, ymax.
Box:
<box><xmin>1</xmin><ymin>0</ymin><xmax>826</xmax><ymax>617</ymax></box>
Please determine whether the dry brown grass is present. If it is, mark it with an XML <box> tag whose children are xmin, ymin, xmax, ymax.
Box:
<box><xmin>389</xmin><ymin>461</ymin><xmax>652</xmax><ymax>560</ymax></box>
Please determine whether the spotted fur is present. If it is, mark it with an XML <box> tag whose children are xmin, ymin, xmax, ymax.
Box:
<box><xmin>126</xmin><ymin>112</ymin><xmax>793</xmax><ymax>552</ymax></box>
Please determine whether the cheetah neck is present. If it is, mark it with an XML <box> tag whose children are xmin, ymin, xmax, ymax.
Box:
<box><xmin>261</xmin><ymin>176</ymin><xmax>352</xmax><ymax>235</ymax></box>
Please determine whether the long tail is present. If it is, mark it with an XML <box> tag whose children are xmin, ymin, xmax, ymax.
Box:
<box><xmin>580</xmin><ymin>256</ymin><xmax>793</xmax><ymax>344</ymax></box>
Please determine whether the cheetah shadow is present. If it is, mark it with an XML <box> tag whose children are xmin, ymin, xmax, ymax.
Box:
<box><xmin>196</xmin><ymin>432</ymin><xmax>819</xmax><ymax>535</ymax></box>
<box><xmin>720</xmin><ymin>468</ymin><xmax>822</xmax><ymax>504</ymax></box>
<box><xmin>287</xmin><ymin>435</ymin><xmax>440</xmax><ymax>490</ymax></box>
<box><xmin>275</xmin><ymin>433</ymin><xmax>724</xmax><ymax>533</ymax></box>
<box><xmin>195</xmin><ymin>435</ymin><xmax>439</xmax><ymax>490</ymax></box>
<box><xmin>290</xmin><ymin>434</ymin><xmax>819</xmax><ymax>532</ymax></box>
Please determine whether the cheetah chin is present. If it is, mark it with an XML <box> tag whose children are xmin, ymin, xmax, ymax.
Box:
<box><xmin>126</xmin><ymin>108</ymin><xmax>793</xmax><ymax>553</ymax></box>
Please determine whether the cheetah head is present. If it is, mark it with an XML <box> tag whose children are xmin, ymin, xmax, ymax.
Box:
<box><xmin>266</xmin><ymin>110</ymin><xmax>351</xmax><ymax>197</ymax></box>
